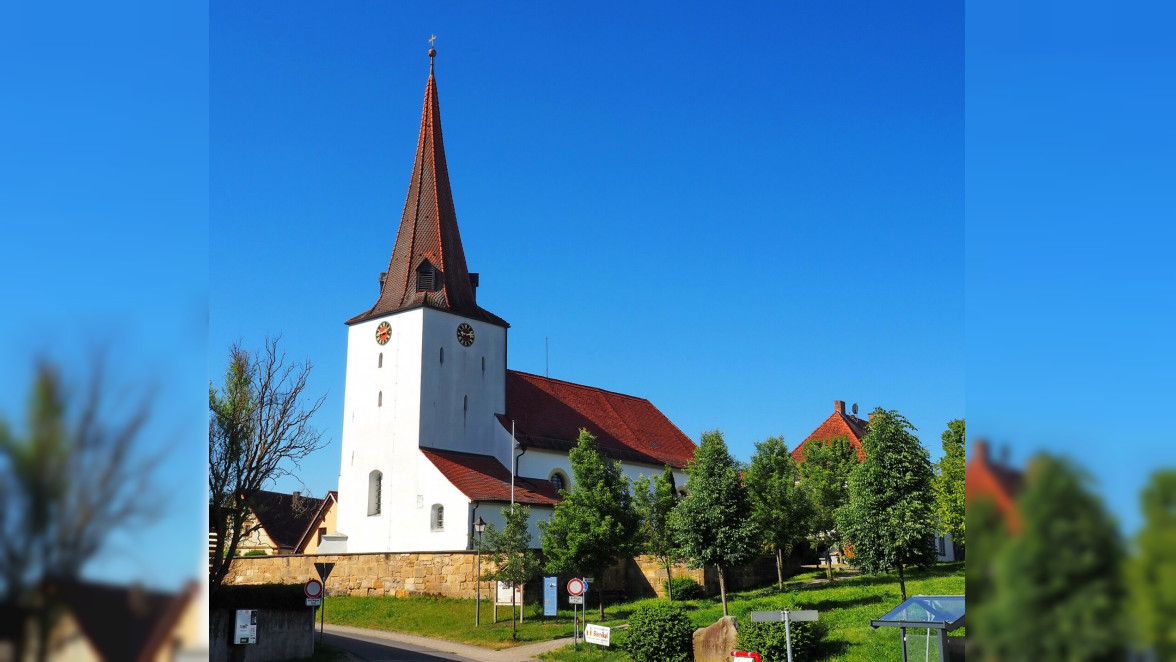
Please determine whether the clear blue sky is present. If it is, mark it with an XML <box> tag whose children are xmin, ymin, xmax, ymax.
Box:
<box><xmin>209</xmin><ymin>1</ymin><xmax>964</xmax><ymax>504</ymax></box>
<box><xmin>966</xmin><ymin>0</ymin><xmax>1176</xmax><ymax>535</ymax></box>
<box><xmin>6</xmin><ymin>0</ymin><xmax>1170</xmax><ymax>592</ymax></box>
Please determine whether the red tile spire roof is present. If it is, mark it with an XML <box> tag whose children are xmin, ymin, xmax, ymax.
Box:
<box><xmin>347</xmin><ymin>51</ymin><xmax>506</xmax><ymax>327</ymax></box>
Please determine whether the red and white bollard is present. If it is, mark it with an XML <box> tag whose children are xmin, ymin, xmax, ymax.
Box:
<box><xmin>731</xmin><ymin>651</ymin><xmax>762</xmax><ymax>662</ymax></box>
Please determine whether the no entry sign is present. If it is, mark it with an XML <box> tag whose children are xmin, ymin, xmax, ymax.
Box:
<box><xmin>304</xmin><ymin>578</ymin><xmax>324</xmax><ymax>599</ymax></box>
<box><xmin>567</xmin><ymin>578</ymin><xmax>586</xmax><ymax>596</ymax></box>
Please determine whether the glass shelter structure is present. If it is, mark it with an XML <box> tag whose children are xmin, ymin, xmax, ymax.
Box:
<box><xmin>869</xmin><ymin>595</ymin><xmax>964</xmax><ymax>662</ymax></box>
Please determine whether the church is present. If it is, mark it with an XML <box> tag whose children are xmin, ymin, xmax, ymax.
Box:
<box><xmin>333</xmin><ymin>51</ymin><xmax>696</xmax><ymax>553</ymax></box>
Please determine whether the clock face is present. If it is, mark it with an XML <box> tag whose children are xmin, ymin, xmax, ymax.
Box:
<box><xmin>456</xmin><ymin>322</ymin><xmax>475</xmax><ymax>347</ymax></box>
<box><xmin>375</xmin><ymin>322</ymin><xmax>391</xmax><ymax>345</ymax></box>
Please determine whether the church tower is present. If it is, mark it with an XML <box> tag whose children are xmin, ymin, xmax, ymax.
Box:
<box><xmin>336</xmin><ymin>50</ymin><xmax>509</xmax><ymax>552</ymax></box>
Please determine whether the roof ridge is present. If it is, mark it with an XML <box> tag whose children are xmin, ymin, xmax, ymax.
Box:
<box><xmin>509</xmin><ymin>369</ymin><xmax>652</xmax><ymax>403</ymax></box>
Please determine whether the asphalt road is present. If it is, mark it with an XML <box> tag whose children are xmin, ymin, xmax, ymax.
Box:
<box><xmin>321</xmin><ymin>630</ymin><xmax>482</xmax><ymax>662</ymax></box>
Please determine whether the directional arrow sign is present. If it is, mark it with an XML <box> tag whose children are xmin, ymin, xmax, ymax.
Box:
<box><xmin>314</xmin><ymin>562</ymin><xmax>335</xmax><ymax>583</ymax></box>
<box><xmin>750</xmin><ymin>610</ymin><xmax>818</xmax><ymax>622</ymax></box>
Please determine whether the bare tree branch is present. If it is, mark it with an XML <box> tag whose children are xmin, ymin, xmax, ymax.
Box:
<box><xmin>208</xmin><ymin>336</ymin><xmax>328</xmax><ymax>592</ymax></box>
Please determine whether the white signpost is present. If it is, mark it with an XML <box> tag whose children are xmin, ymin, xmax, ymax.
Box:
<box><xmin>749</xmin><ymin>610</ymin><xmax>819</xmax><ymax>662</ymax></box>
<box><xmin>585</xmin><ymin>624</ymin><xmax>611</xmax><ymax>646</ymax></box>
<box><xmin>567</xmin><ymin>578</ymin><xmax>588</xmax><ymax>649</ymax></box>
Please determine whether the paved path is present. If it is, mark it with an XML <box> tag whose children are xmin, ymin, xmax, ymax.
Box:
<box><xmin>323</xmin><ymin>624</ymin><xmax>575</xmax><ymax>662</ymax></box>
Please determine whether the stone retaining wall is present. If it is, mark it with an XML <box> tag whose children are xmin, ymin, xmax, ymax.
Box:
<box><xmin>225</xmin><ymin>551</ymin><xmax>785</xmax><ymax>600</ymax></box>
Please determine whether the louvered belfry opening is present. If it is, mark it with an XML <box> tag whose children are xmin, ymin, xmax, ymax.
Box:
<box><xmin>416</xmin><ymin>260</ymin><xmax>442</xmax><ymax>293</ymax></box>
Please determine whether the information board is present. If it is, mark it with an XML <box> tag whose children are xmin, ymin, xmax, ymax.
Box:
<box><xmin>234</xmin><ymin>610</ymin><xmax>257</xmax><ymax>644</ymax></box>
<box><xmin>496</xmin><ymin>581</ymin><xmax>523</xmax><ymax>606</ymax></box>
<box><xmin>543</xmin><ymin>576</ymin><xmax>558</xmax><ymax>616</ymax></box>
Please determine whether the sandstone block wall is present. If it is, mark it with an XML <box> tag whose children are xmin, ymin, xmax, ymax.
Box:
<box><xmin>225</xmin><ymin>551</ymin><xmax>785</xmax><ymax>601</ymax></box>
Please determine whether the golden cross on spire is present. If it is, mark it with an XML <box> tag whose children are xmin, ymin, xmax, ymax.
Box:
<box><xmin>428</xmin><ymin>34</ymin><xmax>437</xmax><ymax>48</ymax></box>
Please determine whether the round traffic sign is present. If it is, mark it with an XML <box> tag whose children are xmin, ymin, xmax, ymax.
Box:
<box><xmin>304</xmin><ymin>578</ymin><xmax>324</xmax><ymax>598</ymax></box>
<box><xmin>567</xmin><ymin>578</ymin><xmax>586</xmax><ymax>596</ymax></box>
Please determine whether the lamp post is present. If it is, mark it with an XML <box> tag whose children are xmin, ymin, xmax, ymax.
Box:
<box><xmin>474</xmin><ymin>516</ymin><xmax>486</xmax><ymax>627</ymax></box>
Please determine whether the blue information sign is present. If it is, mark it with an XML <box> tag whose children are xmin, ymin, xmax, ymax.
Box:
<box><xmin>543</xmin><ymin>576</ymin><xmax>558</xmax><ymax>617</ymax></box>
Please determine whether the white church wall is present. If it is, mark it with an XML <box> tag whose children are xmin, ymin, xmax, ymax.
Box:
<box><xmin>471</xmin><ymin>502</ymin><xmax>554</xmax><ymax>547</ymax></box>
<box><xmin>517</xmin><ymin>448</ymin><xmax>687</xmax><ymax>496</ymax></box>
<box><xmin>418</xmin><ymin>308</ymin><xmax>507</xmax><ymax>459</ymax></box>
<box><xmin>337</xmin><ymin>310</ymin><xmax>424</xmax><ymax>553</ymax></box>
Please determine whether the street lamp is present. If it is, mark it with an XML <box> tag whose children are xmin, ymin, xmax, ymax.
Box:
<box><xmin>474</xmin><ymin>516</ymin><xmax>486</xmax><ymax>627</ymax></box>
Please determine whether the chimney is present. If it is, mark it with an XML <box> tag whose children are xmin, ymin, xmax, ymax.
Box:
<box><xmin>867</xmin><ymin>411</ymin><xmax>874</xmax><ymax>423</ymax></box>
<box><xmin>974</xmin><ymin>439</ymin><xmax>989</xmax><ymax>462</ymax></box>
<box><xmin>468</xmin><ymin>273</ymin><xmax>479</xmax><ymax>301</ymax></box>
<box><xmin>378</xmin><ymin>272</ymin><xmax>387</xmax><ymax>293</ymax></box>
<box><xmin>834</xmin><ymin>400</ymin><xmax>845</xmax><ymax>415</ymax></box>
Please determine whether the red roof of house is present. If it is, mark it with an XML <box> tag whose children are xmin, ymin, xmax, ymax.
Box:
<box><xmin>791</xmin><ymin>400</ymin><xmax>869</xmax><ymax>462</ymax></box>
<box><xmin>347</xmin><ymin>53</ymin><xmax>506</xmax><ymax>328</ymax></box>
<box><xmin>421</xmin><ymin>447</ymin><xmax>561</xmax><ymax>506</ymax></box>
<box><xmin>964</xmin><ymin>440</ymin><xmax>1024</xmax><ymax>533</ymax></box>
<box><xmin>501</xmin><ymin>370</ymin><xmax>696</xmax><ymax>469</ymax></box>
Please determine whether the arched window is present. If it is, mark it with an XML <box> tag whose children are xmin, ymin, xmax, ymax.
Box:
<box><xmin>440</xmin><ymin>347</ymin><xmax>444</xmax><ymax>364</ymax></box>
<box><xmin>431</xmin><ymin>504</ymin><xmax>445</xmax><ymax>531</ymax></box>
<box><xmin>378</xmin><ymin>391</ymin><xmax>383</xmax><ymax>407</ymax></box>
<box><xmin>549</xmin><ymin>470</ymin><xmax>568</xmax><ymax>492</ymax></box>
<box><xmin>378</xmin><ymin>353</ymin><xmax>383</xmax><ymax>368</ymax></box>
<box><xmin>678</xmin><ymin>488</ymin><xmax>688</xmax><ymax>500</ymax></box>
<box><xmin>368</xmin><ymin>471</ymin><xmax>383</xmax><ymax>516</ymax></box>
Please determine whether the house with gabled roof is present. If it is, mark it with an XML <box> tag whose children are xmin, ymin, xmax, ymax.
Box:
<box><xmin>235</xmin><ymin>490</ymin><xmax>338</xmax><ymax>556</ymax></box>
<box><xmin>965</xmin><ymin>439</ymin><xmax>1024</xmax><ymax>534</ymax></box>
<box><xmin>791</xmin><ymin>400</ymin><xmax>869</xmax><ymax>463</ymax></box>
<box><xmin>334</xmin><ymin>50</ymin><xmax>695</xmax><ymax>552</ymax></box>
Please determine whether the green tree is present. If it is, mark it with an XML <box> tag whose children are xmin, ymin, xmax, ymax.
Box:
<box><xmin>933</xmin><ymin>418</ymin><xmax>965</xmax><ymax>546</ymax></box>
<box><xmin>744</xmin><ymin>435</ymin><xmax>812</xmax><ymax>589</ymax></box>
<box><xmin>797</xmin><ymin>435</ymin><xmax>858</xmax><ymax>554</ymax></box>
<box><xmin>634</xmin><ymin>466</ymin><xmax>682</xmax><ymax>600</ymax></box>
<box><xmin>835</xmin><ymin>408</ymin><xmax>936</xmax><ymax>600</ymax></box>
<box><xmin>539</xmin><ymin>429</ymin><xmax>641</xmax><ymax>619</ymax></box>
<box><xmin>1130</xmin><ymin>469</ymin><xmax>1176</xmax><ymax>659</ymax></box>
<box><xmin>977</xmin><ymin>454</ymin><xmax>1124</xmax><ymax>660</ymax></box>
<box><xmin>208</xmin><ymin>338</ymin><xmax>327</xmax><ymax>592</ymax></box>
<box><xmin>475</xmin><ymin>503</ymin><xmax>541</xmax><ymax>640</ymax></box>
<box><xmin>672</xmin><ymin>430</ymin><xmax>758</xmax><ymax>616</ymax></box>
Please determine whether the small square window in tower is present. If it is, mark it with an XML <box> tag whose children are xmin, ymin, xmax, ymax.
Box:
<box><xmin>416</xmin><ymin>260</ymin><xmax>443</xmax><ymax>293</ymax></box>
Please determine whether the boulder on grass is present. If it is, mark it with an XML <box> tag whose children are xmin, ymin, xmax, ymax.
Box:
<box><xmin>693</xmin><ymin>615</ymin><xmax>739</xmax><ymax>662</ymax></box>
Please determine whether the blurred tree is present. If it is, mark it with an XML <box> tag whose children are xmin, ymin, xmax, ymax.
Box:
<box><xmin>933</xmin><ymin>419</ymin><xmax>966</xmax><ymax>546</ymax></box>
<box><xmin>207</xmin><ymin>337</ymin><xmax>326</xmax><ymax>593</ymax></box>
<box><xmin>0</xmin><ymin>357</ymin><xmax>158</xmax><ymax>662</ymax></box>
<box><xmin>475</xmin><ymin>504</ymin><xmax>541</xmax><ymax>641</ymax></box>
<box><xmin>798</xmin><ymin>435</ymin><xmax>857</xmax><ymax>554</ymax></box>
<box><xmin>978</xmin><ymin>454</ymin><xmax>1124</xmax><ymax>661</ymax></box>
<box><xmin>745</xmin><ymin>436</ymin><xmax>812</xmax><ymax>589</ymax></box>
<box><xmin>633</xmin><ymin>466</ymin><xmax>682</xmax><ymax>600</ymax></box>
<box><xmin>835</xmin><ymin>408</ymin><xmax>937</xmax><ymax>600</ymax></box>
<box><xmin>672</xmin><ymin>430</ymin><xmax>758</xmax><ymax>616</ymax></box>
<box><xmin>539</xmin><ymin>429</ymin><xmax>641</xmax><ymax>619</ymax></box>
<box><xmin>1131</xmin><ymin>469</ymin><xmax>1176</xmax><ymax>659</ymax></box>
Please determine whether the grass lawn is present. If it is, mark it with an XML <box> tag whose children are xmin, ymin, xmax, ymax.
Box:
<box><xmin>326</xmin><ymin>562</ymin><xmax>964</xmax><ymax>660</ymax></box>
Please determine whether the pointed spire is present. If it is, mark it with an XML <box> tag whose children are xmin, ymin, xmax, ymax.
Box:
<box><xmin>348</xmin><ymin>51</ymin><xmax>507</xmax><ymax>328</ymax></box>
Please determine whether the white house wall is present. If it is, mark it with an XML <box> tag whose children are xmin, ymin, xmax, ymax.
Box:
<box><xmin>418</xmin><ymin>309</ymin><xmax>507</xmax><ymax>459</ymax></box>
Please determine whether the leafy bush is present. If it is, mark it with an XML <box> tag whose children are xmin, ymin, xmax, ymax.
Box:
<box><xmin>664</xmin><ymin>576</ymin><xmax>704</xmax><ymax>600</ymax></box>
<box><xmin>243</xmin><ymin>549</ymin><xmax>269</xmax><ymax>557</ymax></box>
<box><xmin>736</xmin><ymin>597</ymin><xmax>827</xmax><ymax>662</ymax></box>
<box><xmin>625</xmin><ymin>602</ymin><xmax>695</xmax><ymax>662</ymax></box>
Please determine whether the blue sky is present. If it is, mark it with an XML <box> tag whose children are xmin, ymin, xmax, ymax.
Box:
<box><xmin>6</xmin><ymin>0</ymin><xmax>1171</xmax><ymax>592</ymax></box>
<box><xmin>209</xmin><ymin>1</ymin><xmax>963</xmax><ymax>504</ymax></box>
<box><xmin>966</xmin><ymin>0</ymin><xmax>1176</xmax><ymax>535</ymax></box>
